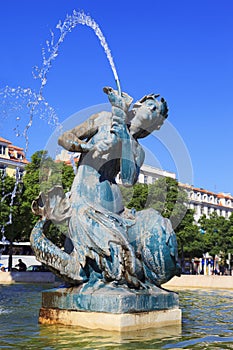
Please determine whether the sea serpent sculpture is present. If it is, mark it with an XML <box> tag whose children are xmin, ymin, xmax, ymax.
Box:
<box><xmin>30</xmin><ymin>86</ymin><xmax>181</xmax><ymax>289</ymax></box>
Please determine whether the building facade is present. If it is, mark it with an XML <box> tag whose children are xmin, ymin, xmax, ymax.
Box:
<box><xmin>0</xmin><ymin>136</ymin><xmax>29</xmax><ymax>178</ymax></box>
<box><xmin>179</xmin><ymin>183</ymin><xmax>233</xmax><ymax>222</ymax></box>
<box><xmin>138</xmin><ymin>164</ymin><xmax>176</xmax><ymax>184</ymax></box>
<box><xmin>136</xmin><ymin>164</ymin><xmax>233</xmax><ymax>222</ymax></box>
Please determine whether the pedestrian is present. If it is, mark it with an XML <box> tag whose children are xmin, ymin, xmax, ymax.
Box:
<box><xmin>15</xmin><ymin>259</ymin><xmax>27</xmax><ymax>271</ymax></box>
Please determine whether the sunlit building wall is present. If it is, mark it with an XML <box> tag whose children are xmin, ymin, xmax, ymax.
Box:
<box><xmin>0</xmin><ymin>136</ymin><xmax>29</xmax><ymax>178</ymax></box>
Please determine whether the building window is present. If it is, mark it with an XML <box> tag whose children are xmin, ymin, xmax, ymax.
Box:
<box><xmin>209</xmin><ymin>196</ymin><xmax>214</xmax><ymax>203</ymax></box>
<box><xmin>0</xmin><ymin>145</ymin><xmax>6</xmax><ymax>155</ymax></box>
<box><xmin>17</xmin><ymin>153</ymin><xmax>23</xmax><ymax>160</ymax></box>
<box><xmin>190</xmin><ymin>191</ymin><xmax>194</xmax><ymax>199</ymax></box>
<box><xmin>0</xmin><ymin>164</ymin><xmax>6</xmax><ymax>173</ymax></box>
<box><xmin>144</xmin><ymin>175</ymin><xmax>148</xmax><ymax>184</ymax></box>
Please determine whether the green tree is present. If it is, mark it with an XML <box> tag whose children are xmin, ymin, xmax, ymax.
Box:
<box><xmin>120</xmin><ymin>177</ymin><xmax>188</xmax><ymax>224</ymax></box>
<box><xmin>176</xmin><ymin>209</ymin><xmax>203</xmax><ymax>262</ymax></box>
<box><xmin>120</xmin><ymin>183</ymin><xmax>148</xmax><ymax>211</ymax></box>
<box><xmin>121</xmin><ymin>177</ymin><xmax>204</xmax><ymax>264</ymax></box>
<box><xmin>20</xmin><ymin>150</ymin><xmax>75</xmax><ymax>246</ymax></box>
<box><xmin>0</xmin><ymin>173</ymin><xmax>15</xmax><ymax>232</ymax></box>
<box><xmin>61</xmin><ymin>162</ymin><xmax>75</xmax><ymax>192</ymax></box>
<box><xmin>0</xmin><ymin>170</ymin><xmax>25</xmax><ymax>269</ymax></box>
<box><xmin>146</xmin><ymin>177</ymin><xmax>188</xmax><ymax>228</ymax></box>
<box><xmin>0</xmin><ymin>169</ymin><xmax>26</xmax><ymax>238</ymax></box>
<box><xmin>199</xmin><ymin>212</ymin><xmax>233</xmax><ymax>262</ymax></box>
<box><xmin>146</xmin><ymin>177</ymin><xmax>167</xmax><ymax>213</ymax></box>
<box><xmin>20</xmin><ymin>150</ymin><xmax>48</xmax><ymax>238</ymax></box>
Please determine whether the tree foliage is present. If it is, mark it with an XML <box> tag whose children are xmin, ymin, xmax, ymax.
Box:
<box><xmin>0</xmin><ymin>151</ymin><xmax>75</xmax><ymax>246</ymax></box>
<box><xmin>0</xmin><ymin>172</ymin><xmax>23</xmax><ymax>242</ymax></box>
<box><xmin>121</xmin><ymin>177</ymin><xmax>188</xmax><ymax>228</ymax></box>
<box><xmin>198</xmin><ymin>212</ymin><xmax>233</xmax><ymax>261</ymax></box>
<box><xmin>120</xmin><ymin>177</ymin><xmax>233</xmax><ymax>262</ymax></box>
<box><xmin>1</xmin><ymin>151</ymin><xmax>233</xmax><ymax>264</ymax></box>
<box><xmin>18</xmin><ymin>150</ymin><xmax>50</xmax><ymax>240</ymax></box>
<box><xmin>120</xmin><ymin>183</ymin><xmax>148</xmax><ymax>211</ymax></box>
<box><xmin>175</xmin><ymin>209</ymin><xmax>203</xmax><ymax>259</ymax></box>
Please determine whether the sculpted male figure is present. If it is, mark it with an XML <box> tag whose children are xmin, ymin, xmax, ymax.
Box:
<box><xmin>30</xmin><ymin>87</ymin><xmax>181</xmax><ymax>288</ymax></box>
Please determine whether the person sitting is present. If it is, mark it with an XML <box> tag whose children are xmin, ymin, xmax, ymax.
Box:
<box><xmin>15</xmin><ymin>259</ymin><xmax>27</xmax><ymax>271</ymax></box>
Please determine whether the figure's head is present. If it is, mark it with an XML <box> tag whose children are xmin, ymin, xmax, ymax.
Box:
<box><xmin>128</xmin><ymin>93</ymin><xmax>168</xmax><ymax>139</ymax></box>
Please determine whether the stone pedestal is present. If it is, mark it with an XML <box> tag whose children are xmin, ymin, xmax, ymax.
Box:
<box><xmin>39</xmin><ymin>283</ymin><xmax>181</xmax><ymax>331</ymax></box>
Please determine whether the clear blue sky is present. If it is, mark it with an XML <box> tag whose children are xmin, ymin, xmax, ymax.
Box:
<box><xmin>0</xmin><ymin>0</ymin><xmax>232</xmax><ymax>195</ymax></box>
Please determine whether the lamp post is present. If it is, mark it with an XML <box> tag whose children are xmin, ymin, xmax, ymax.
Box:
<box><xmin>228</xmin><ymin>253</ymin><xmax>231</xmax><ymax>275</ymax></box>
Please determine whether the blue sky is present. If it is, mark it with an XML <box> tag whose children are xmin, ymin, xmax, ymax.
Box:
<box><xmin>0</xmin><ymin>0</ymin><xmax>232</xmax><ymax>195</ymax></box>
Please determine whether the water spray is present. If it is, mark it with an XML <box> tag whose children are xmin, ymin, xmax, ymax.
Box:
<box><xmin>115</xmin><ymin>78</ymin><xmax>121</xmax><ymax>96</ymax></box>
<box><xmin>34</xmin><ymin>10</ymin><xmax>122</xmax><ymax>100</ymax></box>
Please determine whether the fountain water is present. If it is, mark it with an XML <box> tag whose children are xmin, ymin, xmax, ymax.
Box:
<box><xmin>0</xmin><ymin>86</ymin><xmax>58</xmax><ymax>154</ymax></box>
<box><xmin>33</xmin><ymin>10</ymin><xmax>121</xmax><ymax>98</ymax></box>
<box><xmin>0</xmin><ymin>9</ymin><xmax>121</xmax><ymax>245</ymax></box>
<box><xmin>1</xmin><ymin>9</ymin><xmax>121</xmax><ymax>159</ymax></box>
<box><xmin>0</xmin><ymin>86</ymin><xmax>57</xmax><ymax>247</ymax></box>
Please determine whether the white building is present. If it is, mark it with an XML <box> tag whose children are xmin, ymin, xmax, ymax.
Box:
<box><xmin>137</xmin><ymin>165</ymin><xmax>233</xmax><ymax>222</ymax></box>
<box><xmin>179</xmin><ymin>184</ymin><xmax>233</xmax><ymax>222</ymax></box>
<box><xmin>138</xmin><ymin>164</ymin><xmax>176</xmax><ymax>184</ymax></box>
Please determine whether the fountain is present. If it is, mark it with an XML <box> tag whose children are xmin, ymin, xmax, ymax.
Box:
<box><xmin>27</xmin><ymin>10</ymin><xmax>182</xmax><ymax>331</ymax></box>
<box><xmin>0</xmin><ymin>8</ymin><xmax>182</xmax><ymax>331</ymax></box>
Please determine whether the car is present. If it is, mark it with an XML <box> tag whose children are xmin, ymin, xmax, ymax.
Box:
<box><xmin>26</xmin><ymin>264</ymin><xmax>50</xmax><ymax>272</ymax></box>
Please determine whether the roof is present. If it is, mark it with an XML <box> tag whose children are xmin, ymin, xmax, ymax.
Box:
<box><xmin>0</xmin><ymin>155</ymin><xmax>29</xmax><ymax>164</ymax></box>
<box><xmin>0</xmin><ymin>136</ymin><xmax>12</xmax><ymax>144</ymax></box>
<box><xmin>8</xmin><ymin>145</ymin><xmax>24</xmax><ymax>151</ymax></box>
<box><xmin>0</xmin><ymin>136</ymin><xmax>29</xmax><ymax>164</ymax></box>
<box><xmin>179</xmin><ymin>183</ymin><xmax>233</xmax><ymax>200</ymax></box>
<box><xmin>55</xmin><ymin>157</ymin><xmax>79</xmax><ymax>166</ymax></box>
<box><xmin>217</xmin><ymin>193</ymin><xmax>233</xmax><ymax>199</ymax></box>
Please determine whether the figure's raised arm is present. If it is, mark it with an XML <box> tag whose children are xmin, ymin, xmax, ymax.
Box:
<box><xmin>103</xmin><ymin>86</ymin><xmax>144</xmax><ymax>186</ymax></box>
<box><xmin>58</xmin><ymin>114</ymin><xmax>99</xmax><ymax>152</ymax></box>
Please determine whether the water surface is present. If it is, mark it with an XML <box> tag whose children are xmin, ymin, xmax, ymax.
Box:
<box><xmin>1</xmin><ymin>284</ymin><xmax>233</xmax><ymax>349</ymax></box>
